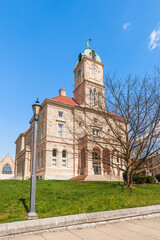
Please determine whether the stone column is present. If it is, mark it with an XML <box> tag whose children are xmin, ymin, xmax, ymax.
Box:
<box><xmin>87</xmin><ymin>152</ymin><xmax>94</xmax><ymax>175</ymax></box>
<box><xmin>101</xmin><ymin>151</ymin><xmax>104</xmax><ymax>176</ymax></box>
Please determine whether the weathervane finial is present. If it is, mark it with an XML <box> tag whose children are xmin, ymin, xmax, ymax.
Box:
<box><xmin>86</xmin><ymin>38</ymin><xmax>92</xmax><ymax>49</ymax></box>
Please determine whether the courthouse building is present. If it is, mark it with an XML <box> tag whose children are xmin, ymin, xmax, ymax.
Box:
<box><xmin>15</xmin><ymin>43</ymin><xmax>124</xmax><ymax>181</ymax></box>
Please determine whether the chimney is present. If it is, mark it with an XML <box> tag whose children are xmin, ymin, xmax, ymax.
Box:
<box><xmin>59</xmin><ymin>88</ymin><xmax>66</xmax><ymax>96</ymax></box>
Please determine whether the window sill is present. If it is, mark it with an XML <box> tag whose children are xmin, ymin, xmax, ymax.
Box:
<box><xmin>56</xmin><ymin>119</ymin><xmax>66</xmax><ymax>123</ymax></box>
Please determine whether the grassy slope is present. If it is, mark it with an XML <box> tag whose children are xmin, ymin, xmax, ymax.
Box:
<box><xmin>0</xmin><ymin>180</ymin><xmax>160</xmax><ymax>224</ymax></box>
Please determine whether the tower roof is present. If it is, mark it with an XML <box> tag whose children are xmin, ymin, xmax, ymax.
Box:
<box><xmin>76</xmin><ymin>40</ymin><xmax>101</xmax><ymax>67</ymax></box>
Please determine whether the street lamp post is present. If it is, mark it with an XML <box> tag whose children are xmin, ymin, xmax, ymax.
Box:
<box><xmin>27</xmin><ymin>99</ymin><xmax>41</xmax><ymax>218</ymax></box>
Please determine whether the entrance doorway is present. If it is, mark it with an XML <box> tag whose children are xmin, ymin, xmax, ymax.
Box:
<box><xmin>93</xmin><ymin>162</ymin><xmax>100</xmax><ymax>174</ymax></box>
<box><xmin>92</xmin><ymin>147</ymin><xmax>101</xmax><ymax>175</ymax></box>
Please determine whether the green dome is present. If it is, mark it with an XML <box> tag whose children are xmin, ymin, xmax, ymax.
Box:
<box><xmin>76</xmin><ymin>47</ymin><xmax>101</xmax><ymax>67</ymax></box>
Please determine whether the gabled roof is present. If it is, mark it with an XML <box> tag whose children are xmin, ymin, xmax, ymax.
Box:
<box><xmin>0</xmin><ymin>153</ymin><xmax>15</xmax><ymax>163</ymax></box>
<box><xmin>50</xmin><ymin>96</ymin><xmax>78</xmax><ymax>106</ymax></box>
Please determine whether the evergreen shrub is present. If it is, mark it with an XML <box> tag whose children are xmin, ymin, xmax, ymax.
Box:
<box><xmin>145</xmin><ymin>176</ymin><xmax>155</xmax><ymax>184</ymax></box>
<box><xmin>135</xmin><ymin>176</ymin><xmax>146</xmax><ymax>184</ymax></box>
<box><xmin>156</xmin><ymin>173</ymin><xmax>160</xmax><ymax>182</ymax></box>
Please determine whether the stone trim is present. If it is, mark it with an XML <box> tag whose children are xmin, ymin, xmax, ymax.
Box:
<box><xmin>0</xmin><ymin>205</ymin><xmax>160</xmax><ymax>239</ymax></box>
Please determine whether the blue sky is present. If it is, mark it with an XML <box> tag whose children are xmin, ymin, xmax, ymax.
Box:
<box><xmin>0</xmin><ymin>0</ymin><xmax>160</xmax><ymax>158</ymax></box>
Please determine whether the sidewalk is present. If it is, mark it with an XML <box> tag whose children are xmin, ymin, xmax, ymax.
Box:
<box><xmin>6</xmin><ymin>216</ymin><xmax>160</xmax><ymax>240</ymax></box>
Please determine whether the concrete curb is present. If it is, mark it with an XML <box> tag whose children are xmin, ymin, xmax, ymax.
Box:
<box><xmin>1</xmin><ymin>205</ymin><xmax>160</xmax><ymax>239</ymax></box>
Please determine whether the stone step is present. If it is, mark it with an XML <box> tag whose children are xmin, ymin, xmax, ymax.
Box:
<box><xmin>70</xmin><ymin>175</ymin><xmax>87</xmax><ymax>181</ymax></box>
<box><xmin>71</xmin><ymin>174</ymin><xmax>123</xmax><ymax>182</ymax></box>
<box><xmin>85</xmin><ymin>175</ymin><xmax>123</xmax><ymax>181</ymax></box>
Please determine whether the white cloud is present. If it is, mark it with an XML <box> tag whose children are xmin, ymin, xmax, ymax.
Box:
<box><xmin>148</xmin><ymin>28</ymin><xmax>160</xmax><ymax>50</ymax></box>
<box><xmin>123</xmin><ymin>22</ymin><xmax>130</xmax><ymax>30</ymax></box>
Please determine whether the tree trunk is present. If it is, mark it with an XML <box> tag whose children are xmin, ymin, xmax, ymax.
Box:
<box><xmin>126</xmin><ymin>167</ymin><xmax>133</xmax><ymax>188</ymax></box>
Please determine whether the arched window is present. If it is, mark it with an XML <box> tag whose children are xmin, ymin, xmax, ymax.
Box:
<box><xmin>2</xmin><ymin>164</ymin><xmax>12</xmax><ymax>174</ymax></box>
<box><xmin>98</xmin><ymin>93</ymin><xmax>100</xmax><ymax>106</ymax></box>
<box><xmin>41</xmin><ymin>126</ymin><xmax>44</xmax><ymax>138</ymax></box>
<box><xmin>116</xmin><ymin>155</ymin><xmax>121</xmax><ymax>176</ymax></box>
<box><xmin>52</xmin><ymin>149</ymin><xmax>57</xmax><ymax>167</ymax></box>
<box><xmin>112</xmin><ymin>150</ymin><xmax>120</xmax><ymax>176</ymax></box>
<box><xmin>38</xmin><ymin>152</ymin><xmax>40</xmax><ymax>169</ymax></box>
<box><xmin>81</xmin><ymin>148</ymin><xmax>86</xmax><ymax>169</ymax></box>
<box><xmin>90</xmin><ymin>89</ymin><xmax>92</xmax><ymax>105</ymax></box>
<box><xmin>117</xmin><ymin>156</ymin><xmax>119</xmax><ymax>163</ymax></box>
<box><xmin>41</xmin><ymin>151</ymin><xmax>44</xmax><ymax>168</ymax></box>
<box><xmin>94</xmin><ymin>89</ymin><xmax>96</xmax><ymax>106</ymax></box>
<box><xmin>62</xmin><ymin>150</ymin><xmax>67</xmax><ymax>167</ymax></box>
<box><xmin>103</xmin><ymin>148</ymin><xmax>111</xmax><ymax>175</ymax></box>
<box><xmin>37</xmin><ymin>131</ymin><xmax>39</xmax><ymax>142</ymax></box>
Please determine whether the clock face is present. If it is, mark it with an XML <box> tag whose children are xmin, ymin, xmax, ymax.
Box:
<box><xmin>92</xmin><ymin>66</ymin><xmax>97</xmax><ymax>72</ymax></box>
<box><xmin>78</xmin><ymin>69</ymin><xmax>81</xmax><ymax>76</ymax></box>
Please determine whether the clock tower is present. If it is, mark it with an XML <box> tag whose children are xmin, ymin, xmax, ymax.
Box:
<box><xmin>73</xmin><ymin>41</ymin><xmax>104</xmax><ymax>107</ymax></box>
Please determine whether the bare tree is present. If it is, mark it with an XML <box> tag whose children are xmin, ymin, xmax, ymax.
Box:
<box><xmin>65</xmin><ymin>71</ymin><xmax>160</xmax><ymax>188</ymax></box>
<box><xmin>103</xmin><ymin>72</ymin><xmax>160</xmax><ymax>187</ymax></box>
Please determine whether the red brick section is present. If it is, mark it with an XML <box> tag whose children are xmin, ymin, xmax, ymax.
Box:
<box><xmin>20</xmin><ymin>129</ymin><xmax>29</xmax><ymax>136</ymax></box>
<box><xmin>22</xmin><ymin>131</ymin><xmax>28</xmax><ymax>135</ymax></box>
<box><xmin>51</xmin><ymin>96</ymin><xmax>78</xmax><ymax>106</ymax></box>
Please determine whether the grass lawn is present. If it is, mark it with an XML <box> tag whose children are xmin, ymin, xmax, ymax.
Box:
<box><xmin>0</xmin><ymin>180</ymin><xmax>160</xmax><ymax>224</ymax></box>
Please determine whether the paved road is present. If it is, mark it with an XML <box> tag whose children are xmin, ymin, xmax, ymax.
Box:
<box><xmin>7</xmin><ymin>217</ymin><xmax>160</xmax><ymax>240</ymax></box>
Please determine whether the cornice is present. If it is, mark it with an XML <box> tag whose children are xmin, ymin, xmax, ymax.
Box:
<box><xmin>56</xmin><ymin>119</ymin><xmax>66</xmax><ymax>123</ymax></box>
<box><xmin>74</xmin><ymin>56</ymin><xmax>104</xmax><ymax>72</ymax></box>
<box><xmin>15</xmin><ymin>127</ymin><xmax>32</xmax><ymax>144</ymax></box>
<box><xmin>73</xmin><ymin>79</ymin><xmax>105</xmax><ymax>94</ymax></box>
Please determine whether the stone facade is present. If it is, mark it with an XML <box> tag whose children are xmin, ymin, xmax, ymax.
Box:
<box><xmin>0</xmin><ymin>154</ymin><xmax>15</xmax><ymax>179</ymax></box>
<box><xmin>145</xmin><ymin>154</ymin><xmax>160</xmax><ymax>177</ymax></box>
<box><xmin>15</xmin><ymin>45</ymin><xmax>125</xmax><ymax>181</ymax></box>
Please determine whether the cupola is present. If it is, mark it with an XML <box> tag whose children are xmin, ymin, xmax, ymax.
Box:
<box><xmin>76</xmin><ymin>39</ymin><xmax>101</xmax><ymax>67</ymax></box>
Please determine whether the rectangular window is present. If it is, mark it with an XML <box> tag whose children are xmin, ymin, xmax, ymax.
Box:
<box><xmin>58</xmin><ymin>124</ymin><xmax>63</xmax><ymax>137</ymax></box>
<box><xmin>41</xmin><ymin>126</ymin><xmax>44</xmax><ymax>138</ymax></box>
<box><xmin>41</xmin><ymin>151</ymin><xmax>43</xmax><ymax>168</ymax></box>
<box><xmin>52</xmin><ymin>159</ymin><xmax>57</xmax><ymax>167</ymax></box>
<box><xmin>92</xmin><ymin>129</ymin><xmax>99</xmax><ymax>136</ymax></box>
<box><xmin>94</xmin><ymin>89</ymin><xmax>96</xmax><ymax>106</ymax></box>
<box><xmin>118</xmin><ymin>135</ymin><xmax>122</xmax><ymax>140</ymax></box>
<box><xmin>94</xmin><ymin>118</ymin><xmax>98</xmax><ymax>123</ymax></box>
<box><xmin>98</xmin><ymin>93</ymin><xmax>100</xmax><ymax>105</ymax></box>
<box><xmin>52</xmin><ymin>149</ymin><xmax>57</xmax><ymax>167</ymax></box>
<box><xmin>62</xmin><ymin>150</ymin><xmax>67</xmax><ymax>167</ymax></box>
<box><xmin>37</xmin><ymin>131</ymin><xmax>39</xmax><ymax>142</ymax></box>
<box><xmin>90</xmin><ymin>90</ymin><xmax>92</xmax><ymax>105</ymax></box>
<box><xmin>59</xmin><ymin>112</ymin><xmax>63</xmax><ymax>117</ymax></box>
<box><xmin>62</xmin><ymin>160</ymin><xmax>67</xmax><ymax>167</ymax></box>
<box><xmin>78</xmin><ymin>69</ymin><xmax>81</xmax><ymax>76</ymax></box>
<box><xmin>38</xmin><ymin>152</ymin><xmax>40</xmax><ymax>169</ymax></box>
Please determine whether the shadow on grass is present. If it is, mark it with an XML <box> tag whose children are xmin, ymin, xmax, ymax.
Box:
<box><xmin>105</xmin><ymin>182</ymin><xmax>133</xmax><ymax>193</ymax></box>
<box><xmin>19</xmin><ymin>198</ymin><xmax>29</xmax><ymax>213</ymax></box>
